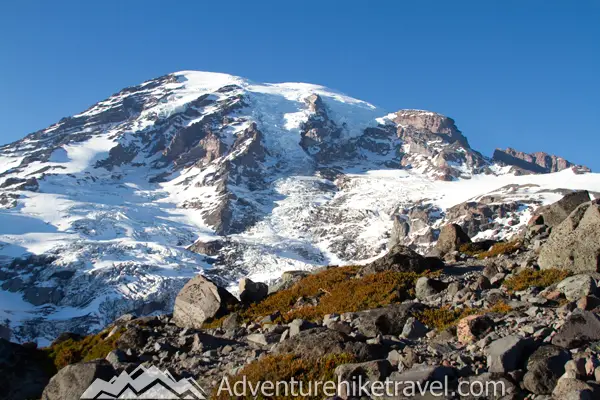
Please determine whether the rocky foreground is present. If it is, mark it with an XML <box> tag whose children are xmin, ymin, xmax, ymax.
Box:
<box><xmin>2</xmin><ymin>192</ymin><xmax>600</xmax><ymax>399</ymax></box>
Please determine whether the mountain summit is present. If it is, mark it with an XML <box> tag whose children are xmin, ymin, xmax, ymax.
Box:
<box><xmin>0</xmin><ymin>71</ymin><xmax>598</xmax><ymax>343</ymax></box>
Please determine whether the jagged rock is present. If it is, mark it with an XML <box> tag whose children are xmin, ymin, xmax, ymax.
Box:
<box><xmin>435</xmin><ymin>224</ymin><xmax>471</xmax><ymax>255</ymax></box>
<box><xmin>492</xmin><ymin>148</ymin><xmax>590</xmax><ymax>174</ymax></box>
<box><xmin>486</xmin><ymin>335</ymin><xmax>535</xmax><ymax>373</ymax></box>
<box><xmin>0</xmin><ymin>339</ymin><xmax>52</xmax><ymax>400</ymax></box>
<box><xmin>557</xmin><ymin>275</ymin><xmax>598</xmax><ymax>301</ymax></box>
<box><xmin>552</xmin><ymin>311</ymin><xmax>600</xmax><ymax>349</ymax></box>
<box><xmin>187</xmin><ymin>239</ymin><xmax>224</xmax><ymax>256</ymax></box>
<box><xmin>239</xmin><ymin>278</ymin><xmax>268</xmax><ymax>304</ymax></box>
<box><xmin>274</xmin><ymin>328</ymin><xmax>383</xmax><ymax>361</ymax></box>
<box><xmin>41</xmin><ymin>360</ymin><xmax>115</xmax><ymax>400</ymax></box>
<box><xmin>415</xmin><ymin>277</ymin><xmax>448</xmax><ymax>300</ymax></box>
<box><xmin>456</xmin><ymin>315</ymin><xmax>494</xmax><ymax>345</ymax></box>
<box><xmin>172</xmin><ymin>275</ymin><xmax>239</xmax><ymax>329</ymax></box>
<box><xmin>358</xmin><ymin>245</ymin><xmax>431</xmax><ymax>275</ymax></box>
<box><xmin>523</xmin><ymin>345</ymin><xmax>571</xmax><ymax>394</ymax></box>
<box><xmin>348</xmin><ymin>302</ymin><xmax>427</xmax><ymax>337</ymax></box>
<box><xmin>538</xmin><ymin>201</ymin><xmax>600</xmax><ymax>273</ymax></box>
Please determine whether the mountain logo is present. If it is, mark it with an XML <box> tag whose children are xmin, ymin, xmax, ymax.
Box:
<box><xmin>80</xmin><ymin>365</ymin><xmax>206</xmax><ymax>399</ymax></box>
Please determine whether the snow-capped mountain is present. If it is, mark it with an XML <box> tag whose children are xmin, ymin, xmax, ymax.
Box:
<box><xmin>0</xmin><ymin>70</ymin><xmax>598</xmax><ymax>344</ymax></box>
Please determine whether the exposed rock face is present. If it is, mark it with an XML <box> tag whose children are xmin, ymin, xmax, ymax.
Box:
<box><xmin>392</xmin><ymin>110</ymin><xmax>489</xmax><ymax>180</ymax></box>
<box><xmin>172</xmin><ymin>275</ymin><xmax>239</xmax><ymax>329</ymax></box>
<box><xmin>493</xmin><ymin>147</ymin><xmax>591</xmax><ymax>174</ymax></box>
<box><xmin>435</xmin><ymin>224</ymin><xmax>471</xmax><ymax>255</ymax></box>
<box><xmin>538</xmin><ymin>201</ymin><xmax>600</xmax><ymax>273</ymax></box>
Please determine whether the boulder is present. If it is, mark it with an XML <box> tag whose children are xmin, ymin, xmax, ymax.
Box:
<box><xmin>239</xmin><ymin>278</ymin><xmax>268</xmax><ymax>304</ymax></box>
<box><xmin>348</xmin><ymin>302</ymin><xmax>427</xmax><ymax>337</ymax></box>
<box><xmin>415</xmin><ymin>277</ymin><xmax>448</xmax><ymax>300</ymax></box>
<box><xmin>274</xmin><ymin>328</ymin><xmax>383</xmax><ymax>361</ymax></box>
<box><xmin>486</xmin><ymin>335</ymin><xmax>535</xmax><ymax>373</ymax></box>
<box><xmin>0</xmin><ymin>339</ymin><xmax>52</xmax><ymax>400</ymax></box>
<box><xmin>552</xmin><ymin>371</ymin><xmax>600</xmax><ymax>399</ymax></box>
<box><xmin>386</xmin><ymin>365</ymin><xmax>456</xmax><ymax>399</ymax></box>
<box><xmin>534</xmin><ymin>190</ymin><xmax>591</xmax><ymax>228</ymax></box>
<box><xmin>358</xmin><ymin>245</ymin><xmax>431</xmax><ymax>275</ymax></box>
<box><xmin>522</xmin><ymin>345</ymin><xmax>571</xmax><ymax>394</ymax></box>
<box><xmin>577</xmin><ymin>295</ymin><xmax>600</xmax><ymax>311</ymax></box>
<box><xmin>401</xmin><ymin>317</ymin><xmax>429</xmax><ymax>339</ymax></box>
<box><xmin>456</xmin><ymin>315</ymin><xmax>494</xmax><ymax>345</ymax></box>
<box><xmin>557</xmin><ymin>275</ymin><xmax>598</xmax><ymax>301</ymax></box>
<box><xmin>335</xmin><ymin>360</ymin><xmax>392</xmax><ymax>399</ymax></box>
<box><xmin>41</xmin><ymin>360</ymin><xmax>115</xmax><ymax>400</ymax></box>
<box><xmin>435</xmin><ymin>223</ymin><xmax>471</xmax><ymax>255</ymax></box>
<box><xmin>172</xmin><ymin>275</ymin><xmax>239</xmax><ymax>329</ymax></box>
<box><xmin>552</xmin><ymin>311</ymin><xmax>600</xmax><ymax>349</ymax></box>
<box><xmin>538</xmin><ymin>201</ymin><xmax>600</xmax><ymax>273</ymax></box>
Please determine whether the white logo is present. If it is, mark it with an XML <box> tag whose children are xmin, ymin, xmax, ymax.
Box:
<box><xmin>81</xmin><ymin>365</ymin><xmax>207</xmax><ymax>399</ymax></box>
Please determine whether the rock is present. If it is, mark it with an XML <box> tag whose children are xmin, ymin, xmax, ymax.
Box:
<box><xmin>557</xmin><ymin>275</ymin><xmax>598</xmax><ymax>301</ymax></box>
<box><xmin>289</xmin><ymin>319</ymin><xmax>315</xmax><ymax>337</ymax></box>
<box><xmin>270</xmin><ymin>271</ymin><xmax>310</xmax><ymax>293</ymax></box>
<box><xmin>552</xmin><ymin>311</ymin><xmax>600</xmax><ymax>349</ymax></box>
<box><xmin>401</xmin><ymin>317</ymin><xmax>429</xmax><ymax>339</ymax></box>
<box><xmin>247</xmin><ymin>333</ymin><xmax>279</xmax><ymax>346</ymax></box>
<box><xmin>172</xmin><ymin>274</ymin><xmax>239</xmax><ymax>329</ymax></box>
<box><xmin>456</xmin><ymin>315</ymin><xmax>494</xmax><ymax>345</ymax></box>
<box><xmin>41</xmin><ymin>360</ymin><xmax>116</xmax><ymax>400</ymax></box>
<box><xmin>435</xmin><ymin>223</ymin><xmax>471</xmax><ymax>255</ymax></box>
<box><xmin>0</xmin><ymin>325</ymin><xmax>10</xmax><ymax>340</ymax></box>
<box><xmin>538</xmin><ymin>201</ymin><xmax>600</xmax><ymax>273</ymax></box>
<box><xmin>239</xmin><ymin>278</ymin><xmax>268</xmax><ymax>304</ymax></box>
<box><xmin>358</xmin><ymin>244</ymin><xmax>431</xmax><ymax>275</ymax></box>
<box><xmin>187</xmin><ymin>238</ymin><xmax>224</xmax><ymax>256</ymax></box>
<box><xmin>461</xmin><ymin>372</ymin><xmax>519</xmax><ymax>400</ymax></box>
<box><xmin>386</xmin><ymin>365</ymin><xmax>456</xmax><ymax>398</ymax></box>
<box><xmin>486</xmin><ymin>335</ymin><xmax>534</xmax><ymax>373</ymax></box>
<box><xmin>552</xmin><ymin>372</ymin><xmax>600</xmax><ymax>399</ymax></box>
<box><xmin>577</xmin><ymin>295</ymin><xmax>600</xmax><ymax>311</ymax></box>
<box><xmin>23</xmin><ymin>286</ymin><xmax>63</xmax><ymax>306</ymax></box>
<box><xmin>349</xmin><ymin>302</ymin><xmax>427</xmax><ymax>337</ymax></box>
<box><xmin>274</xmin><ymin>328</ymin><xmax>383</xmax><ymax>361</ymax></box>
<box><xmin>415</xmin><ymin>277</ymin><xmax>448</xmax><ymax>300</ymax></box>
<box><xmin>221</xmin><ymin>312</ymin><xmax>242</xmax><ymax>331</ymax></box>
<box><xmin>334</xmin><ymin>360</ymin><xmax>392</xmax><ymax>399</ymax></box>
<box><xmin>522</xmin><ymin>345</ymin><xmax>571</xmax><ymax>394</ymax></box>
<box><xmin>0</xmin><ymin>339</ymin><xmax>52</xmax><ymax>400</ymax></box>
<box><xmin>534</xmin><ymin>190</ymin><xmax>591</xmax><ymax>228</ymax></box>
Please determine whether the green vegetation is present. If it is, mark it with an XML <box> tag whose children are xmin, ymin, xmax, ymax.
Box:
<box><xmin>213</xmin><ymin>353</ymin><xmax>356</xmax><ymax>400</ymax></box>
<box><xmin>503</xmin><ymin>268</ymin><xmax>571</xmax><ymax>293</ymax></box>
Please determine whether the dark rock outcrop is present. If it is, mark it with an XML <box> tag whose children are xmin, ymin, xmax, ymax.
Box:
<box><xmin>358</xmin><ymin>245</ymin><xmax>432</xmax><ymax>276</ymax></box>
<box><xmin>493</xmin><ymin>147</ymin><xmax>591</xmax><ymax>174</ymax></box>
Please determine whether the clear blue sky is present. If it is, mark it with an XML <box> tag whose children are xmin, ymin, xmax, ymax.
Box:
<box><xmin>1</xmin><ymin>1</ymin><xmax>598</xmax><ymax>169</ymax></box>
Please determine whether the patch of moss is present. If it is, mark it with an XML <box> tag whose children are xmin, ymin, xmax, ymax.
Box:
<box><xmin>241</xmin><ymin>266</ymin><xmax>433</xmax><ymax>323</ymax></box>
<box><xmin>503</xmin><ymin>268</ymin><xmax>571</xmax><ymax>293</ymax></box>
<box><xmin>213</xmin><ymin>353</ymin><xmax>356</xmax><ymax>400</ymax></box>
<box><xmin>44</xmin><ymin>327</ymin><xmax>125</xmax><ymax>371</ymax></box>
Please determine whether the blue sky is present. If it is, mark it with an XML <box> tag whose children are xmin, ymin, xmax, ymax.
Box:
<box><xmin>1</xmin><ymin>1</ymin><xmax>599</xmax><ymax>170</ymax></box>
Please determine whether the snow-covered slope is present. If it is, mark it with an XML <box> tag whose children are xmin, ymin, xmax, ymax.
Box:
<box><xmin>0</xmin><ymin>71</ymin><xmax>599</xmax><ymax>343</ymax></box>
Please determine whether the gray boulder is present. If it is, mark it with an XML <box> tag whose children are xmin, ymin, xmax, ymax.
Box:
<box><xmin>486</xmin><ymin>335</ymin><xmax>535</xmax><ymax>373</ymax></box>
<box><xmin>538</xmin><ymin>201</ymin><xmax>600</xmax><ymax>273</ymax></box>
<box><xmin>239</xmin><ymin>278</ymin><xmax>268</xmax><ymax>304</ymax></box>
<box><xmin>415</xmin><ymin>277</ymin><xmax>448</xmax><ymax>300</ymax></box>
<box><xmin>435</xmin><ymin>223</ymin><xmax>471</xmax><ymax>255</ymax></box>
<box><xmin>557</xmin><ymin>275</ymin><xmax>598</xmax><ymax>301</ymax></box>
<box><xmin>172</xmin><ymin>275</ymin><xmax>239</xmax><ymax>329</ymax></box>
<box><xmin>523</xmin><ymin>345</ymin><xmax>571</xmax><ymax>394</ymax></box>
<box><xmin>552</xmin><ymin>311</ymin><xmax>600</xmax><ymax>349</ymax></box>
<box><xmin>534</xmin><ymin>190</ymin><xmax>591</xmax><ymax>228</ymax></box>
<box><xmin>41</xmin><ymin>360</ymin><xmax>115</xmax><ymax>400</ymax></box>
